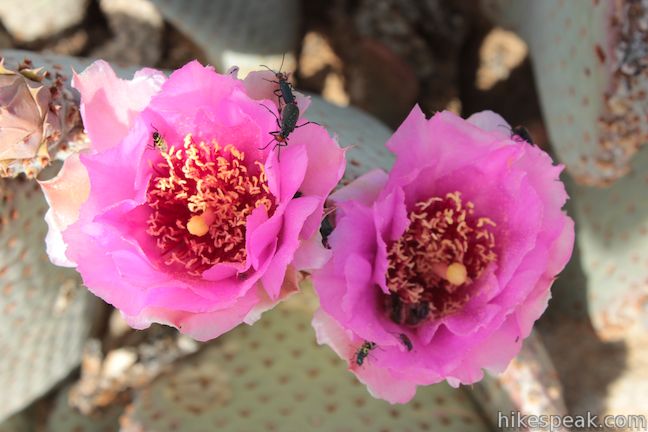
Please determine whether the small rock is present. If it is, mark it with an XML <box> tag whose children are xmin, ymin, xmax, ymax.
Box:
<box><xmin>476</xmin><ymin>27</ymin><xmax>527</xmax><ymax>90</ymax></box>
<box><xmin>92</xmin><ymin>0</ymin><xmax>163</xmax><ymax>66</ymax></box>
<box><xmin>298</xmin><ymin>32</ymin><xmax>349</xmax><ymax>106</ymax></box>
<box><xmin>0</xmin><ymin>0</ymin><xmax>88</xmax><ymax>43</ymax></box>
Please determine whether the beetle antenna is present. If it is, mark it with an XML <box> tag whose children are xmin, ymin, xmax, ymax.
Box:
<box><xmin>259</xmin><ymin>103</ymin><xmax>280</xmax><ymax>122</ymax></box>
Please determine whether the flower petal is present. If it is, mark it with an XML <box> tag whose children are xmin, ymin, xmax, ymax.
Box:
<box><xmin>73</xmin><ymin>60</ymin><xmax>165</xmax><ymax>152</ymax></box>
<box><xmin>39</xmin><ymin>154</ymin><xmax>90</xmax><ymax>267</ymax></box>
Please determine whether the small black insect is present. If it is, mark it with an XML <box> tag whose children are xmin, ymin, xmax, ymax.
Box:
<box><xmin>406</xmin><ymin>302</ymin><xmax>430</xmax><ymax>326</ymax></box>
<box><xmin>511</xmin><ymin>125</ymin><xmax>534</xmax><ymax>145</ymax></box>
<box><xmin>387</xmin><ymin>294</ymin><xmax>430</xmax><ymax>327</ymax></box>
<box><xmin>355</xmin><ymin>341</ymin><xmax>377</xmax><ymax>366</ymax></box>
<box><xmin>388</xmin><ymin>293</ymin><xmax>403</xmax><ymax>324</ymax></box>
<box><xmin>148</xmin><ymin>126</ymin><xmax>167</xmax><ymax>152</ymax></box>
<box><xmin>259</xmin><ymin>103</ymin><xmax>319</xmax><ymax>157</ymax></box>
<box><xmin>399</xmin><ymin>333</ymin><xmax>413</xmax><ymax>352</ymax></box>
<box><xmin>260</xmin><ymin>54</ymin><xmax>295</xmax><ymax>109</ymax></box>
<box><xmin>320</xmin><ymin>215</ymin><xmax>334</xmax><ymax>249</ymax></box>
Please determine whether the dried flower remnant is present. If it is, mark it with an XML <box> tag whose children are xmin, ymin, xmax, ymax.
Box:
<box><xmin>0</xmin><ymin>57</ymin><xmax>85</xmax><ymax>178</ymax></box>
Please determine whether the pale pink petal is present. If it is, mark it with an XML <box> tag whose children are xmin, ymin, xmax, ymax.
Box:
<box><xmin>73</xmin><ymin>60</ymin><xmax>165</xmax><ymax>152</ymax></box>
<box><xmin>245</xmin><ymin>266</ymin><xmax>300</xmax><ymax>325</ymax></box>
<box><xmin>466</xmin><ymin>110</ymin><xmax>511</xmax><ymax>138</ymax></box>
<box><xmin>313</xmin><ymin>309</ymin><xmax>417</xmax><ymax>404</ymax></box>
<box><xmin>39</xmin><ymin>154</ymin><xmax>90</xmax><ymax>267</ymax></box>
<box><xmin>331</xmin><ymin>169</ymin><xmax>388</xmax><ymax>206</ymax></box>
<box><xmin>292</xmin><ymin>231</ymin><xmax>332</xmax><ymax>271</ymax></box>
<box><xmin>242</xmin><ymin>70</ymin><xmax>311</xmax><ymax>113</ymax></box>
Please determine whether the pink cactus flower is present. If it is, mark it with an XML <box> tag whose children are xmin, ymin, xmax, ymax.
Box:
<box><xmin>40</xmin><ymin>60</ymin><xmax>345</xmax><ymax>341</ymax></box>
<box><xmin>312</xmin><ymin>106</ymin><xmax>574</xmax><ymax>403</ymax></box>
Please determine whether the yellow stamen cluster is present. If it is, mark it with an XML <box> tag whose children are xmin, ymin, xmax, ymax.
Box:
<box><xmin>386</xmin><ymin>191</ymin><xmax>497</xmax><ymax>322</ymax></box>
<box><xmin>146</xmin><ymin>134</ymin><xmax>275</xmax><ymax>276</ymax></box>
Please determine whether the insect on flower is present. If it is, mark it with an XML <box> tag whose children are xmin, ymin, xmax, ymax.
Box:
<box><xmin>387</xmin><ymin>293</ymin><xmax>430</xmax><ymax>327</ymax></box>
<box><xmin>354</xmin><ymin>341</ymin><xmax>377</xmax><ymax>366</ymax></box>
<box><xmin>258</xmin><ymin>103</ymin><xmax>319</xmax><ymax>157</ymax></box>
<box><xmin>398</xmin><ymin>333</ymin><xmax>413</xmax><ymax>352</ymax></box>
<box><xmin>148</xmin><ymin>126</ymin><xmax>168</xmax><ymax>152</ymax></box>
<box><xmin>260</xmin><ymin>54</ymin><xmax>295</xmax><ymax>110</ymax></box>
<box><xmin>498</xmin><ymin>124</ymin><xmax>534</xmax><ymax>145</ymax></box>
<box><xmin>320</xmin><ymin>214</ymin><xmax>334</xmax><ymax>249</ymax></box>
<box><xmin>41</xmin><ymin>59</ymin><xmax>347</xmax><ymax>345</ymax></box>
<box><xmin>511</xmin><ymin>125</ymin><xmax>534</xmax><ymax>145</ymax></box>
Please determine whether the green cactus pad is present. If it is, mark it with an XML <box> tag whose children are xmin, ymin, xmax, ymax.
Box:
<box><xmin>151</xmin><ymin>0</ymin><xmax>300</xmax><ymax>74</ymax></box>
<box><xmin>482</xmin><ymin>0</ymin><xmax>648</xmax><ymax>186</ymax></box>
<box><xmin>306</xmin><ymin>94</ymin><xmax>394</xmax><ymax>181</ymax></box>
<box><xmin>0</xmin><ymin>178</ymin><xmax>102</xmax><ymax>422</ymax></box>
<box><xmin>568</xmin><ymin>146</ymin><xmax>648</xmax><ymax>339</ymax></box>
<box><xmin>121</xmin><ymin>287</ymin><xmax>489</xmax><ymax>432</ymax></box>
<box><xmin>469</xmin><ymin>331</ymin><xmax>566</xmax><ymax>429</ymax></box>
<box><xmin>535</xmin><ymin>147</ymin><xmax>648</xmax><ymax>415</ymax></box>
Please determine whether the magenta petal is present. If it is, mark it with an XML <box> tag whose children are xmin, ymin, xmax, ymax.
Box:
<box><xmin>267</xmin><ymin>140</ymin><xmax>308</xmax><ymax>203</ymax></box>
<box><xmin>261</xmin><ymin>197</ymin><xmax>319</xmax><ymax>298</ymax></box>
<box><xmin>372</xmin><ymin>187</ymin><xmax>409</xmax><ymax>294</ymax></box>
<box><xmin>312</xmin><ymin>309</ymin><xmax>417</xmax><ymax>404</ymax></box>
<box><xmin>312</xmin><ymin>106</ymin><xmax>574</xmax><ymax>403</ymax></box>
<box><xmin>124</xmin><ymin>286</ymin><xmax>260</xmax><ymax>341</ymax></box>
<box><xmin>245</xmin><ymin>204</ymin><xmax>277</xmax><ymax>270</ymax></box>
<box><xmin>441</xmin><ymin>302</ymin><xmax>501</xmax><ymax>336</ymax></box>
<box><xmin>47</xmin><ymin>60</ymin><xmax>345</xmax><ymax>342</ymax></box>
<box><xmin>312</xmin><ymin>308</ymin><xmax>356</xmax><ymax>360</ymax></box>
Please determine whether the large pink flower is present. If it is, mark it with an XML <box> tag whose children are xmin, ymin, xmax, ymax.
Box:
<box><xmin>312</xmin><ymin>106</ymin><xmax>574</xmax><ymax>403</ymax></box>
<box><xmin>40</xmin><ymin>61</ymin><xmax>345</xmax><ymax>341</ymax></box>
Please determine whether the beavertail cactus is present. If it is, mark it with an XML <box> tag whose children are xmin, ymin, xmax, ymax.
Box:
<box><xmin>470</xmin><ymin>331</ymin><xmax>567</xmax><ymax>430</ymax></box>
<box><xmin>568</xmin><ymin>146</ymin><xmax>648</xmax><ymax>339</ymax></box>
<box><xmin>482</xmin><ymin>0</ymin><xmax>648</xmax><ymax>186</ymax></box>
<box><xmin>121</xmin><ymin>288</ymin><xmax>490</xmax><ymax>432</ymax></box>
<box><xmin>306</xmin><ymin>94</ymin><xmax>394</xmax><ymax>181</ymax></box>
<box><xmin>0</xmin><ymin>178</ymin><xmax>101</xmax><ymax>422</ymax></box>
<box><xmin>151</xmin><ymin>0</ymin><xmax>299</xmax><ymax>75</ymax></box>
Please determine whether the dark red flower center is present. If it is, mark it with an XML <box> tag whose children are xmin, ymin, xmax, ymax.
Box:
<box><xmin>146</xmin><ymin>134</ymin><xmax>275</xmax><ymax>276</ymax></box>
<box><xmin>385</xmin><ymin>191</ymin><xmax>497</xmax><ymax>326</ymax></box>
